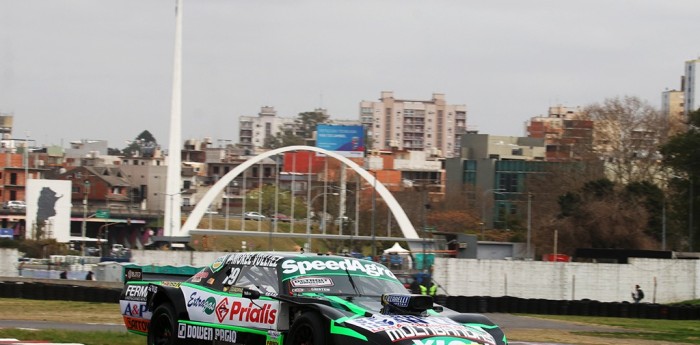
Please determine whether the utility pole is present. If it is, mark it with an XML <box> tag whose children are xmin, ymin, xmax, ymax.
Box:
<box><xmin>81</xmin><ymin>180</ymin><xmax>91</xmax><ymax>256</ymax></box>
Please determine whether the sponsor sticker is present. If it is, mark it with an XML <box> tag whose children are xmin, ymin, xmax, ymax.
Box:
<box><xmin>216</xmin><ymin>297</ymin><xmax>230</xmax><ymax>323</ymax></box>
<box><xmin>410</xmin><ymin>335</ymin><xmax>494</xmax><ymax>345</ymax></box>
<box><xmin>211</xmin><ymin>255</ymin><xmax>228</xmax><ymax>272</ymax></box>
<box><xmin>281</xmin><ymin>258</ymin><xmax>395</xmax><ymax>278</ymax></box>
<box><xmin>290</xmin><ymin>277</ymin><xmax>334</xmax><ymax>288</ymax></box>
<box><xmin>180</xmin><ymin>286</ymin><xmax>281</xmax><ymax>328</ymax></box>
<box><xmin>215</xmin><ymin>328</ymin><xmax>237</xmax><ymax>343</ymax></box>
<box><xmin>124</xmin><ymin>316</ymin><xmax>149</xmax><ymax>333</ymax></box>
<box><xmin>383</xmin><ymin>294</ymin><xmax>411</xmax><ymax>308</ymax></box>
<box><xmin>346</xmin><ymin>315</ymin><xmax>462</xmax><ymax>333</ymax></box>
<box><xmin>160</xmin><ymin>281</ymin><xmax>181</xmax><ymax>288</ymax></box>
<box><xmin>125</xmin><ymin>268</ymin><xmax>142</xmax><ymax>282</ymax></box>
<box><xmin>225</xmin><ymin>253</ymin><xmax>283</xmax><ymax>267</ymax></box>
<box><xmin>190</xmin><ymin>271</ymin><xmax>209</xmax><ymax>283</ymax></box>
<box><xmin>178</xmin><ymin>323</ymin><xmax>213</xmax><ymax>341</ymax></box>
<box><xmin>121</xmin><ymin>302</ymin><xmax>149</xmax><ymax>318</ymax></box>
<box><xmin>215</xmin><ymin>298</ymin><xmax>278</xmax><ymax>325</ymax></box>
<box><xmin>124</xmin><ymin>285</ymin><xmax>149</xmax><ymax>302</ymax></box>
<box><xmin>187</xmin><ymin>292</ymin><xmax>217</xmax><ymax>315</ymax></box>
<box><xmin>177</xmin><ymin>323</ymin><xmax>237</xmax><ymax>343</ymax></box>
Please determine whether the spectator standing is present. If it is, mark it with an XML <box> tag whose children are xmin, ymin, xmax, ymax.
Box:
<box><xmin>631</xmin><ymin>284</ymin><xmax>644</xmax><ymax>303</ymax></box>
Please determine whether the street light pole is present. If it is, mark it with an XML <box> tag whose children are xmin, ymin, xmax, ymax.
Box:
<box><xmin>371</xmin><ymin>171</ymin><xmax>377</xmax><ymax>259</ymax></box>
<box><xmin>481</xmin><ymin>188</ymin><xmax>505</xmax><ymax>240</ymax></box>
<box><xmin>526</xmin><ymin>192</ymin><xmax>533</xmax><ymax>259</ymax></box>
<box><xmin>81</xmin><ymin>180</ymin><xmax>91</xmax><ymax>256</ymax></box>
<box><xmin>24</xmin><ymin>132</ymin><xmax>29</xmax><ymax>184</ymax></box>
<box><xmin>306</xmin><ymin>192</ymin><xmax>338</xmax><ymax>252</ymax></box>
<box><xmin>690</xmin><ymin>178</ymin><xmax>694</xmax><ymax>252</ymax></box>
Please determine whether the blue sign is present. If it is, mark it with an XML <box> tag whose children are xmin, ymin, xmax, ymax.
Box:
<box><xmin>316</xmin><ymin>125</ymin><xmax>365</xmax><ymax>158</ymax></box>
<box><xmin>0</xmin><ymin>228</ymin><xmax>14</xmax><ymax>239</ymax></box>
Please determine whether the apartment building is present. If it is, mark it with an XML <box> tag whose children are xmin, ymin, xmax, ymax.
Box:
<box><xmin>661</xmin><ymin>89</ymin><xmax>686</xmax><ymax>136</ymax></box>
<box><xmin>525</xmin><ymin>105</ymin><xmax>594</xmax><ymax>161</ymax></box>
<box><xmin>683</xmin><ymin>58</ymin><xmax>700</xmax><ymax>116</ymax></box>
<box><xmin>360</xmin><ymin>91</ymin><xmax>467</xmax><ymax>158</ymax></box>
<box><xmin>238</xmin><ymin>106</ymin><xmax>297</xmax><ymax>150</ymax></box>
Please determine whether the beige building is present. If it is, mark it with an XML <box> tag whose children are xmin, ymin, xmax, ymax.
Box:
<box><xmin>662</xmin><ymin>89</ymin><xmax>686</xmax><ymax>136</ymax></box>
<box><xmin>360</xmin><ymin>91</ymin><xmax>467</xmax><ymax>158</ymax></box>
<box><xmin>238</xmin><ymin>106</ymin><xmax>296</xmax><ymax>150</ymax></box>
<box><xmin>525</xmin><ymin>105</ymin><xmax>594</xmax><ymax>161</ymax></box>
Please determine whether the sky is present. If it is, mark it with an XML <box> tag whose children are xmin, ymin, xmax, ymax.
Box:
<box><xmin>0</xmin><ymin>0</ymin><xmax>698</xmax><ymax>150</ymax></box>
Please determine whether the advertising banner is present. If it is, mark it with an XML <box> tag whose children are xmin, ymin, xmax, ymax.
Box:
<box><xmin>26</xmin><ymin>179</ymin><xmax>72</xmax><ymax>242</ymax></box>
<box><xmin>316</xmin><ymin>125</ymin><xmax>365</xmax><ymax>158</ymax></box>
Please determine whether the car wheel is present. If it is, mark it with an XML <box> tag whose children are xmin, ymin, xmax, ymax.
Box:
<box><xmin>286</xmin><ymin>312</ymin><xmax>326</xmax><ymax>345</ymax></box>
<box><xmin>148</xmin><ymin>303</ymin><xmax>178</xmax><ymax>345</ymax></box>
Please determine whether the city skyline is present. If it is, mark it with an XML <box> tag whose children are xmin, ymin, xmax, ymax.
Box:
<box><xmin>1</xmin><ymin>0</ymin><xmax>698</xmax><ymax>149</ymax></box>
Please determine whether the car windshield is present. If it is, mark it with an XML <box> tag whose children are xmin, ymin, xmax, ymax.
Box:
<box><xmin>279</xmin><ymin>257</ymin><xmax>407</xmax><ymax>297</ymax></box>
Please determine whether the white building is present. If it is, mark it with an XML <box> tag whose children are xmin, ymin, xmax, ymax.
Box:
<box><xmin>683</xmin><ymin>58</ymin><xmax>700</xmax><ymax>115</ymax></box>
<box><xmin>238</xmin><ymin>106</ymin><xmax>296</xmax><ymax>150</ymax></box>
<box><xmin>360</xmin><ymin>91</ymin><xmax>467</xmax><ymax>158</ymax></box>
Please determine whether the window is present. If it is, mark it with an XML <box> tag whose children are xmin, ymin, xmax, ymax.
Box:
<box><xmin>233</xmin><ymin>266</ymin><xmax>279</xmax><ymax>294</ymax></box>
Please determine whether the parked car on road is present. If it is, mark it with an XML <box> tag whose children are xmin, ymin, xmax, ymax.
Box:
<box><xmin>243</xmin><ymin>211</ymin><xmax>266</xmax><ymax>221</ymax></box>
<box><xmin>119</xmin><ymin>252</ymin><xmax>507</xmax><ymax>345</ymax></box>
<box><xmin>3</xmin><ymin>200</ymin><xmax>26</xmax><ymax>211</ymax></box>
<box><xmin>271</xmin><ymin>213</ymin><xmax>291</xmax><ymax>222</ymax></box>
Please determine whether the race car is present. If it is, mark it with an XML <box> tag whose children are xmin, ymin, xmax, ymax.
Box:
<box><xmin>119</xmin><ymin>252</ymin><xmax>507</xmax><ymax>345</ymax></box>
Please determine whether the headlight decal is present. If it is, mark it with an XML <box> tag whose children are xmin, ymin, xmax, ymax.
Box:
<box><xmin>330</xmin><ymin>320</ymin><xmax>368</xmax><ymax>341</ymax></box>
<box><xmin>325</xmin><ymin>295</ymin><xmax>369</xmax><ymax>316</ymax></box>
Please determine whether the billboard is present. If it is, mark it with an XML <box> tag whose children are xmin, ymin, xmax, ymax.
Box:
<box><xmin>26</xmin><ymin>179</ymin><xmax>72</xmax><ymax>243</ymax></box>
<box><xmin>316</xmin><ymin>125</ymin><xmax>365</xmax><ymax>158</ymax></box>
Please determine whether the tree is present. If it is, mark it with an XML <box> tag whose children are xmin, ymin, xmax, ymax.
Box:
<box><xmin>660</xmin><ymin>109</ymin><xmax>700</xmax><ymax>176</ymax></box>
<box><xmin>660</xmin><ymin>108</ymin><xmax>700</xmax><ymax>250</ymax></box>
<box><xmin>123</xmin><ymin>130</ymin><xmax>158</xmax><ymax>157</ymax></box>
<box><xmin>263</xmin><ymin>128</ymin><xmax>304</xmax><ymax>149</ymax></box>
<box><xmin>262</xmin><ymin>111</ymin><xmax>329</xmax><ymax>149</ymax></box>
<box><xmin>295</xmin><ymin>111</ymin><xmax>329</xmax><ymax>139</ymax></box>
<box><xmin>243</xmin><ymin>184</ymin><xmax>307</xmax><ymax>219</ymax></box>
<box><xmin>624</xmin><ymin>181</ymin><xmax>664</xmax><ymax>242</ymax></box>
<box><xmin>107</xmin><ymin>147</ymin><xmax>123</xmax><ymax>155</ymax></box>
<box><xmin>541</xmin><ymin>179</ymin><xmax>658</xmax><ymax>255</ymax></box>
<box><xmin>580</xmin><ymin>96</ymin><xmax>667</xmax><ymax>184</ymax></box>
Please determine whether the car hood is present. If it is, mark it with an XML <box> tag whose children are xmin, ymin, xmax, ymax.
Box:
<box><xmin>310</xmin><ymin>295</ymin><xmax>497</xmax><ymax>345</ymax></box>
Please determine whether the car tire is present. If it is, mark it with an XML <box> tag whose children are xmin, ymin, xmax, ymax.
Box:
<box><xmin>286</xmin><ymin>312</ymin><xmax>326</xmax><ymax>345</ymax></box>
<box><xmin>148</xmin><ymin>303</ymin><xmax>178</xmax><ymax>345</ymax></box>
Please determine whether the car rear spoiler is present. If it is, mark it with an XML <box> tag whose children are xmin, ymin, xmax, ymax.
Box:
<box><xmin>124</xmin><ymin>267</ymin><xmax>143</xmax><ymax>282</ymax></box>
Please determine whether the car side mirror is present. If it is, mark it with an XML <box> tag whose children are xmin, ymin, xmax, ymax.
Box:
<box><xmin>242</xmin><ymin>287</ymin><xmax>261</xmax><ymax>300</ymax></box>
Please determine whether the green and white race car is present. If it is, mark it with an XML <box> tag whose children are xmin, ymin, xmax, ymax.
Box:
<box><xmin>119</xmin><ymin>252</ymin><xmax>507</xmax><ymax>345</ymax></box>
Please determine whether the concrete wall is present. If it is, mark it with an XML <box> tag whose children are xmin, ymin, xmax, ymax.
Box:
<box><xmin>433</xmin><ymin>257</ymin><xmax>700</xmax><ymax>304</ymax></box>
<box><xmin>2</xmin><ymin>248</ymin><xmax>698</xmax><ymax>304</ymax></box>
<box><xmin>0</xmin><ymin>248</ymin><xmax>19</xmax><ymax>276</ymax></box>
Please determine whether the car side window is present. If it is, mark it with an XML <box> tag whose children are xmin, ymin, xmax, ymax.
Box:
<box><xmin>233</xmin><ymin>266</ymin><xmax>279</xmax><ymax>294</ymax></box>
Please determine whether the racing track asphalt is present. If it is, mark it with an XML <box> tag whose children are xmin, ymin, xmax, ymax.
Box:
<box><xmin>0</xmin><ymin>313</ymin><xmax>611</xmax><ymax>333</ymax></box>
<box><xmin>0</xmin><ymin>313</ymin><xmax>620</xmax><ymax>345</ymax></box>
<box><xmin>483</xmin><ymin>313</ymin><xmax>616</xmax><ymax>332</ymax></box>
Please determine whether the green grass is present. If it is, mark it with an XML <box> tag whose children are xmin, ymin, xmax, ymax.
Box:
<box><xmin>527</xmin><ymin>314</ymin><xmax>700</xmax><ymax>344</ymax></box>
<box><xmin>1</xmin><ymin>298</ymin><xmax>698</xmax><ymax>344</ymax></box>
<box><xmin>0</xmin><ymin>329</ymin><xmax>143</xmax><ymax>345</ymax></box>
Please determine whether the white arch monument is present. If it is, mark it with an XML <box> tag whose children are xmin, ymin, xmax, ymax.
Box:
<box><xmin>180</xmin><ymin>146</ymin><xmax>419</xmax><ymax>242</ymax></box>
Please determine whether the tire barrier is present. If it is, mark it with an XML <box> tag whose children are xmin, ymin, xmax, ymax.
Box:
<box><xmin>437</xmin><ymin>293</ymin><xmax>698</xmax><ymax>320</ymax></box>
<box><xmin>0</xmin><ymin>282</ymin><xmax>697</xmax><ymax>320</ymax></box>
<box><xmin>0</xmin><ymin>281</ymin><xmax>121</xmax><ymax>304</ymax></box>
